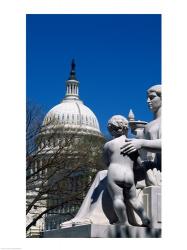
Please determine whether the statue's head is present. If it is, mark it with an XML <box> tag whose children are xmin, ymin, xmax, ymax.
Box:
<box><xmin>107</xmin><ymin>115</ymin><xmax>128</xmax><ymax>137</ymax></box>
<box><xmin>147</xmin><ymin>84</ymin><xmax>162</xmax><ymax>113</ymax></box>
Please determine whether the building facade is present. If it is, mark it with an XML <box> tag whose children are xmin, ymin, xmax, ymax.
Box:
<box><xmin>26</xmin><ymin>60</ymin><xmax>105</xmax><ymax>236</ymax></box>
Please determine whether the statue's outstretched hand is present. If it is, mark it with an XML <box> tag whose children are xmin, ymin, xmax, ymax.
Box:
<box><xmin>120</xmin><ymin>138</ymin><xmax>143</xmax><ymax>155</ymax></box>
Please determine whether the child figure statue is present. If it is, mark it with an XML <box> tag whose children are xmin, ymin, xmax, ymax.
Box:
<box><xmin>104</xmin><ymin>115</ymin><xmax>150</xmax><ymax>226</ymax></box>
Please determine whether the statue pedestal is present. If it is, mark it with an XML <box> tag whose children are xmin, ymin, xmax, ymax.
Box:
<box><xmin>142</xmin><ymin>186</ymin><xmax>161</xmax><ymax>228</ymax></box>
<box><xmin>58</xmin><ymin>171</ymin><xmax>162</xmax><ymax>235</ymax></box>
<box><xmin>43</xmin><ymin>224</ymin><xmax>161</xmax><ymax>238</ymax></box>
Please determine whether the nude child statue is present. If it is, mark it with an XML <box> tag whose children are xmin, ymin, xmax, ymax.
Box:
<box><xmin>104</xmin><ymin>115</ymin><xmax>150</xmax><ymax>226</ymax></box>
<box><xmin>120</xmin><ymin>84</ymin><xmax>161</xmax><ymax>186</ymax></box>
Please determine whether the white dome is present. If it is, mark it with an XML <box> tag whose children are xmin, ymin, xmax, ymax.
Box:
<box><xmin>43</xmin><ymin>99</ymin><xmax>101</xmax><ymax>135</ymax></box>
<box><xmin>42</xmin><ymin>60</ymin><xmax>102</xmax><ymax>137</ymax></box>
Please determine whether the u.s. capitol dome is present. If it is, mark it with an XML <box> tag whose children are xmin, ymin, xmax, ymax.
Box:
<box><xmin>43</xmin><ymin>60</ymin><xmax>102</xmax><ymax>137</ymax></box>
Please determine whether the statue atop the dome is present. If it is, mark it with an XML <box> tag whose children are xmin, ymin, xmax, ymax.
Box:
<box><xmin>69</xmin><ymin>59</ymin><xmax>76</xmax><ymax>80</ymax></box>
<box><xmin>71</xmin><ymin>59</ymin><xmax>76</xmax><ymax>71</ymax></box>
<box><xmin>104</xmin><ymin>115</ymin><xmax>150</xmax><ymax>226</ymax></box>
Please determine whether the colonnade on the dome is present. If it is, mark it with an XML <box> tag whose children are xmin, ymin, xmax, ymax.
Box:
<box><xmin>44</xmin><ymin>113</ymin><xmax>99</xmax><ymax>129</ymax></box>
<box><xmin>66</xmin><ymin>82</ymin><xmax>79</xmax><ymax>96</ymax></box>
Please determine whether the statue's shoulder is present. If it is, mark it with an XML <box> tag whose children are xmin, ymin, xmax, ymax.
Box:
<box><xmin>104</xmin><ymin>141</ymin><xmax>110</xmax><ymax>150</ymax></box>
<box><xmin>144</xmin><ymin>120</ymin><xmax>155</xmax><ymax>131</ymax></box>
<box><xmin>144</xmin><ymin>118</ymin><xmax>161</xmax><ymax>140</ymax></box>
<box><xmin>104</xmin><ymin>139</ymin><xmax>116</xmax><ymax>151</ymax></box>
<box><xmin>145</xmin><ymin>119</ymin><xmax>160</xmax><ymax>131</ymax></box>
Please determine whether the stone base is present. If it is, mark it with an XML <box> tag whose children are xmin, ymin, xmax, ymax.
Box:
<box><xmin>143</xmin><ymin>186</ymin><xmax>161</xmax><ymax>228</ymax></box>
<box><xmin>43</xmin><ymin>224</ymin><xmax>161</xmax><ymax>238</ymax></box>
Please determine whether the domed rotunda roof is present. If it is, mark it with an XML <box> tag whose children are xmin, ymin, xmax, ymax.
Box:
<box><xmin>43</xmin><ymin>60</ymin><xmax>102</xmax><ymax>136</ymax></box>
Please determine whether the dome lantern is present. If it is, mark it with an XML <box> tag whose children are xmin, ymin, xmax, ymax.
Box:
<box><xmin>64</xmin><ymin>59</ymin><xmax>79</xmax><ymax>101</ymax></box>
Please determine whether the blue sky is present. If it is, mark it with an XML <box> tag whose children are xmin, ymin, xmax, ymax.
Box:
<box><xmin>26</xmin><ymin>14</ymin><xmax>161</xmax><ymax>135</ymax></box>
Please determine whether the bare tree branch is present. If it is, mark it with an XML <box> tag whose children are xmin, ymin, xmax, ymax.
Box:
<box><xmin>26</xmin><ymin>101</ymin><xmax>106</xmax><ymax>233</ymax></box>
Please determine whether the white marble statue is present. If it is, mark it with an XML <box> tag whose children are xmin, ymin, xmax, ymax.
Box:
<box><xmin>104</xmin><ymin>115</ymin><xmax>150</xmax><ymax>226</ymax></box>
<box><xmin>60</xmin><ymin>84</ymin><xmax>161</xmax><ymax>228</ymax></box>
<box><xmin>120</xmin><ymin>84</ymin><xmax>161</xmax><ymax>186</ymax></box>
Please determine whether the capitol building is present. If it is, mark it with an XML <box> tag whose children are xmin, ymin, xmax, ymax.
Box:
<box><xmin>43</xmin><ymin>60</ymin><xmax>102</xmax><ymax>137</ymax></box>
<box><xmin>26</xmin><ymin>60</ymin><xmax>105</xmax><ymax>237</ymax></box>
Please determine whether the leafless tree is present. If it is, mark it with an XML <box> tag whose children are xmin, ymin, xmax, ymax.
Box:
<box><xmin>26</xmin><ymin>101</ymin><xmax>106</xmax><ymax>234</ymax></box>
